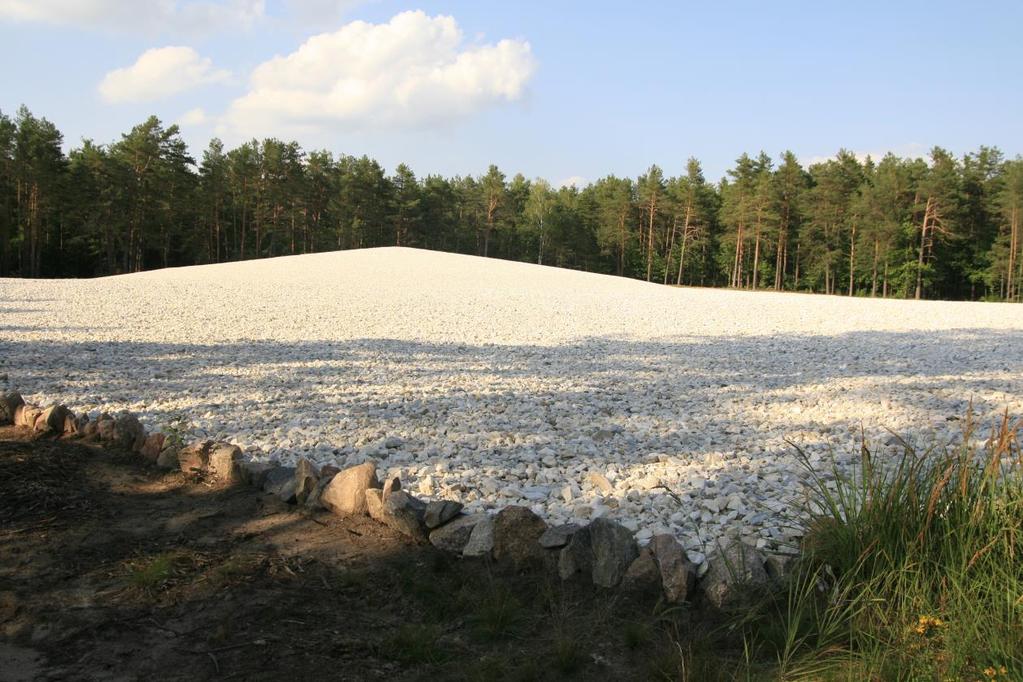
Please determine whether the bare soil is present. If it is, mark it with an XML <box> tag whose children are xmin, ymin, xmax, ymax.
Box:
<box><xmin>0</xmin><ymin>427</ymin><xmax>729</xmax><ymax>681</ymax></box>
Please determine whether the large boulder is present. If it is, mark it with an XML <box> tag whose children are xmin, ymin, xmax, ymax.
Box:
<box><xmin>263</xmin><ymin>466</ymin><xmax>298</xmax><ymax>502</ymax></box>
<box><xmin>375</xmin><ymin>491</ymin><xmax>428</xmax><ymax>541</ymax></box>
<box><xmin>424</xmin><ymin>500</ymin><xmax>463</xmax><ymax>529</ymax></box>
<box><xmin>650</xmin><ymin>534</ymin><xmax>697</xmax><ymax>603</ymax></box>
<box><xmin>15</xmin><ymin>404</ymin><xmax>42</xmax><ymax>429</ymax></box>
<box><xmin>365</xmin><ymin>488</ymin><xmax>385</xmax><ymax>521</ymax></box>
<box><xmin>303</xmin><ymin>473</ymin><xmax>337</xmax><ymax>509</ymax></box>
<box><xmin>112</xmin><ymin>413</ymin><xmax>145</xmax><ymax>450</ymax></box>
<box><xmin>539</xmin><ymin>523</ymin><xmax>580</xmax><ymax>549</ymax></box>
<box><xmin>208</xmin><ymin>443</ymin><xmax>243</xmax><ymax>484</ymax></box>
<box><xmin>701</xmin><ymin>541</ymin><xmax>770</xmax><ymax>611</ymax></box>
<box><xmin>239</xmin><ymin>460</ymin><xmax>274</xmax><ymax>488</ymax></box>
<box><xmin>765</xmin><ymin>553</ymin><xmax>797</xmax><ymax>589</ymax></box>
<box><xmin>321</xmin><ymin>462</ymin><xmax>380</xmax><ymax>515</ymax></box>
<box><xmin>34</xmin><ymin>405</ymin><xmax>69</xmax><ymax>433</ymax></box>
<box><xmin>558</xmin><ymin>524</ymin><xmax>593</xmax><ymax>580</ymax></box>
<box><xmin>462</xmin><ymin>515</ymin><xmax>496</xmax><ymax>558</ymax></box>
<box><xmin>178</xmin><ymin>440</ymin><xmax>213</xmax><ymax>475</ymax></box>
<box><xmin>92</xmin><ymin>414</ymin><xmax>114</xmax><ymax>441</ymax></box>
<box><xmin>588</xmin><ymin>517</ymin><xmax>639</xmax><ymax>588</ymax></box>
<box><xmin>156</xmin><ymin>445</ymin><xmax>181</xmax><ymax>470</ymax></box>
<box><xmin>429</xmin><ymin>514</ymin><xmax>485</xmax><ymax>553</ymax></box>
<box><xmin>293</xmin><ymin>458</ymin><xmax>320</xmax><ymax>505</ymax></box>
<box><xmin>622</xmin><ymin>547</ymin><xmax>661</xmax><ymax>594</ymax></box>
<box><xmin>492</xmin><ymin>506</ymin><xmax>547</xmax><ymax>570</ymax></box>
<box><xmin>0</xmin><ymin>392</ymin><xmax>24</xmax><ymax>425</ymax></box>
<box><xmin>140</xmin><ymin>433</ymin><xmax>166</xmax><ymax>461</ymax></box>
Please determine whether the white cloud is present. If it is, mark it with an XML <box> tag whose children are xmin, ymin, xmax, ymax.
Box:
<box><xmin>222</xmin><ymin>10</ymin><xmax>536</xmax><ymax>135</ymax></box>
<box><xmin>558</xmin><ymin>176</ymin><xmax>587</xmax><ymax>189</ymax></box>
<box><xmin>99</xmin><ymin>46</ymin><xmax>230</xmax><ymax>103</ymax></box>
<box><xmin>178</xmin><ymin>107</ymin><xmax>209</xmax><ymax>126</ymax></box>
<box><xmin>282</xmin><ymin>0</ymin><xmax>368</xmax><ymax>26</ymax></box>
<box><xmin>0</xmin><ymin>0</ymin><xmax>265</xmax><ymax>34</ymax></box>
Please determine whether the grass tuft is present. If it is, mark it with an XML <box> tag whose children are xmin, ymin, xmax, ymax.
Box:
<box><xmin>762</xmin><ymin>407</ymin><xmax>1023</xmax><ymax>679</ymax></box>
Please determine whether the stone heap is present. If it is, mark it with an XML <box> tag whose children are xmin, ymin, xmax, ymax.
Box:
<box><xmin>0</xmin><ymin>390</ymin><xmax>793</xmax><ymax>609</ymax></box>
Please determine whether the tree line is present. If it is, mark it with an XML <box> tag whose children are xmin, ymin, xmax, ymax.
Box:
<box><xmin>2</xmin><ymin>105</ymin><xmax>1021</xmax><ymax>301</ymax></box>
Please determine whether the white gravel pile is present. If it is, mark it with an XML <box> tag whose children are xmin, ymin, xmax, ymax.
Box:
<box><xmin>2</xmin><ymin>247</ymin><xmax>1021</xmax><ymax>561</ymax></box>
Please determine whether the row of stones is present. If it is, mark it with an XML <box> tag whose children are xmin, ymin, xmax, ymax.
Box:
<box><xmin>0</xmin><ymin>393</ymin><xmax>791</xmax><ymax>610</ymax></box>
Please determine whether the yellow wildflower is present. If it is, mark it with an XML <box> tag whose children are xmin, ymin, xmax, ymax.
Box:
<box><xmin>914</xmin><ymin>615</ymin><xmax>946</xmax><ymax>635</ymax></box>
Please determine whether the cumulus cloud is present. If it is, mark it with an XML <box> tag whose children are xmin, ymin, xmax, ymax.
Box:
<box><xmin>178</xmin><ymin>107</ymin><xmax>209</xmax><ymax>126</ymax></box>
<box><xmin>282</xmin><ymin>0</ymin><xmax>368</xmax><ymax>26</ymax></box>
<box><xmin>0</xmin><ymin>0</ymin><xmax>265</xmax><ymax>34</ymax></box>
<box><xmin>222</xmin><ymin>10</ymin><xmax>536</xmax><ymax>135</ymax></box>
<box><xmin>99</xmin><ymin>46</ymin><xmax>230</xmax><ymax>103</ymax></box>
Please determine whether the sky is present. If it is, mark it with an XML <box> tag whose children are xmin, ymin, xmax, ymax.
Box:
<box><xmin>1</xmin><ymin>0</ymin><xmax>1021</xmax><ymax>185</ymax></box>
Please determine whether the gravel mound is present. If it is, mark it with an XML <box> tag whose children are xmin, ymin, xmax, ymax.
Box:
<box><xmin>2</xmin><ymin>247</ymin><xmax>1021</xmax><ymax>558</ymax></box>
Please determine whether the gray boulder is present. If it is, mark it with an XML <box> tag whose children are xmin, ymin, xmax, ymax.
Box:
<box><xmin>558</xmin><ymin>524</ymin><xmax>593</xmax><ymax>580</ymax></box>
<box><xmin>588</xmin><ymin>517</ymin><xmax>639</xmax><ymax>588</ymax></box>
<box><xmin>701</xmin><ymin>541</ymin><xmax>769</xmax><ymax>611</ymax></box>
<box><xmin>621</xmin><ymin>547</ymin><xmax>661</xmax><ymax>593</ymax></box>
<box><xmin>112</xmin><ymin>413</ymin><xmax>145</xmax><ymax>450</ymax></box>
<box><xmin>263</xmin><ymin>466</ymin><xmax>298</xmax><ymax>503</ymax></box>
<box><xmin>303</xmin><ymin>472</ymin><xmax>337</xmax><ymax>509</ymax></box>
<box><xmin>239</xmin><ymin>460</ymin><xmax>274</xmax><ymax>488</ymax></box>
<box><xmin>539</xmin><ymin>523</ymin><xmax>580</xmax><ymax>549</ymax></box>
<box><xmin>0</xmin><ymin>392</ymin><xmax>23</xmax><ymax>425</ymax></box>
<box><xmin>424</xmin><ymin>500</ymin><xmax>463</xmax><ymax>529</ymax></box>
<box><xmin>765</xmin><ymin>553</ymin><xmax>797</xmax><ymax>588</ymax></box>
<box><xmin>650</xmin><ymin>534</ymin><xmax>697</xmax><ymax>604</ymax></box>
<box><xmin>462</xmin><ymin>515</ymin><xmax>496</xmax><ymax>558</ymax></box>
<box><xmin>377</xmin><ymin>491</ymin><xmax>428</xmax><ymax>541</ymax></box>
<box><xmin>94</xmin><ymin>414</ymin><xmax>115</xmax><ymax>440</ymax></box>
<box><xmin>492</xmin><ymin>505</ymin><xmax>547</xmax><ymax>569</ymax></box>
<box><xmin>429</xmin><ymin>514</ymin><xmax>485</xmax><ymax>553</ymax></box>
<box><xmin>156</xmin><ymin>445</ymin><xmax>180</xmax><ymax>470</ymax></box>
<box><xmin>294</xmin><ymin>458</ymin><xmax>320</xmax><ymax>505</ymax></box>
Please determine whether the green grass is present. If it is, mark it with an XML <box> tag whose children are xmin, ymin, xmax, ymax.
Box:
<box><xmin>386</xmin><ymin>623</ymin><xmax>452</xmax><ymax>665</ymax></box>
<box><xmin>128</xmin><ymin>552</ymin><xmax>177</xmax><ymax>590</ymax></box>
<box><xmin>744</xmin><ymin>409</ymin><xmax>1023</xmax><ymax>680</ymax></box>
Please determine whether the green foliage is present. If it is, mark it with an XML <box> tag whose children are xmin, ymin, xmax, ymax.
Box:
<box><xmin>741</xmin><ymin>411</ymin><xmax>1023</xmax><ymax>679</ymax></box>
<box><xmin>1</xmin><ymin>104</ymin><xmax>1021</xmax><ymax>300</ymax></box>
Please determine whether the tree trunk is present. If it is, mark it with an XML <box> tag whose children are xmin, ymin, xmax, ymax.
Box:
<box><xmin>848</xmin><ymin>223</ymin><xmax>856</xmax><ymax>297</ymax></box>
<box><xmin>794</xmin><ymin>241</ymin><xmax>800</xmax><ymax>290</ymax></box>
<box><xmin>915</xmin><ymin>196</ymin><xmax>933</xmax><ymax>300</ymax></box>
<box><xmin>751</xmin><ymin>218</ymin><xmax>761</xmax><ymax>290</ymax></box>
<box><xmin>871</xmin><ymin>238</ymin><xmax>879</xmax><ymax>297</ymax></box>
<box><xmin>663</xmin><ymin>214</ymin><xmax>678</xmax><ymax>285</ymax></box>
<box><xmin>732</xmin><ymin>222</ymin><xmax>744</xmax><ymax>288</ymax></box>
<box><xmin>676</xmin><ymin>203</ymin><xmax>692</xmax><ymax>286</ymax></box>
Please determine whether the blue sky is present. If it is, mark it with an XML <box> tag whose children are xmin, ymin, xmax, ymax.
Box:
<box><xmin>1</xmin><ymin>1</ymin><xmax>1021</xmax><ymax>184</ymax></box>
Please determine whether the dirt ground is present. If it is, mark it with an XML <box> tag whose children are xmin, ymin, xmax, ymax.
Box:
<box><xmin>0</xmin><ymin>427</ymin><xmax>742</xmax><ymax>681</ymax></box>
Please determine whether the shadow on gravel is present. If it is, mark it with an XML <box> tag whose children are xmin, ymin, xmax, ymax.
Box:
<box><xmin>0</xmin><ymin>431</ymin><xmax>738</xmax><ymax>681</ymax></box>
<box><xmin>0</xmin><ymin>328</ymin><xmax>1020</xmax><ymax>553</ymax></box>
<box><xmin>1</xmin><ymin>327</ymin><xmax>1019</xmax><ymax>432</ymax></box>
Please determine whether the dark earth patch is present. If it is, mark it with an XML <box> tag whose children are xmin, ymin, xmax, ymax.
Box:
<box><xmin>0</xmin><ymin>426</ymin><xmax>747</xmax><ymax>681</ymax></box>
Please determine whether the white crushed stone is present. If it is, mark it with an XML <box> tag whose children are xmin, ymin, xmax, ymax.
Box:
<box><xmin>2</xmin><ymin>247</ymin><xmax>1022</xmax><ymax>559</ymax></box>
